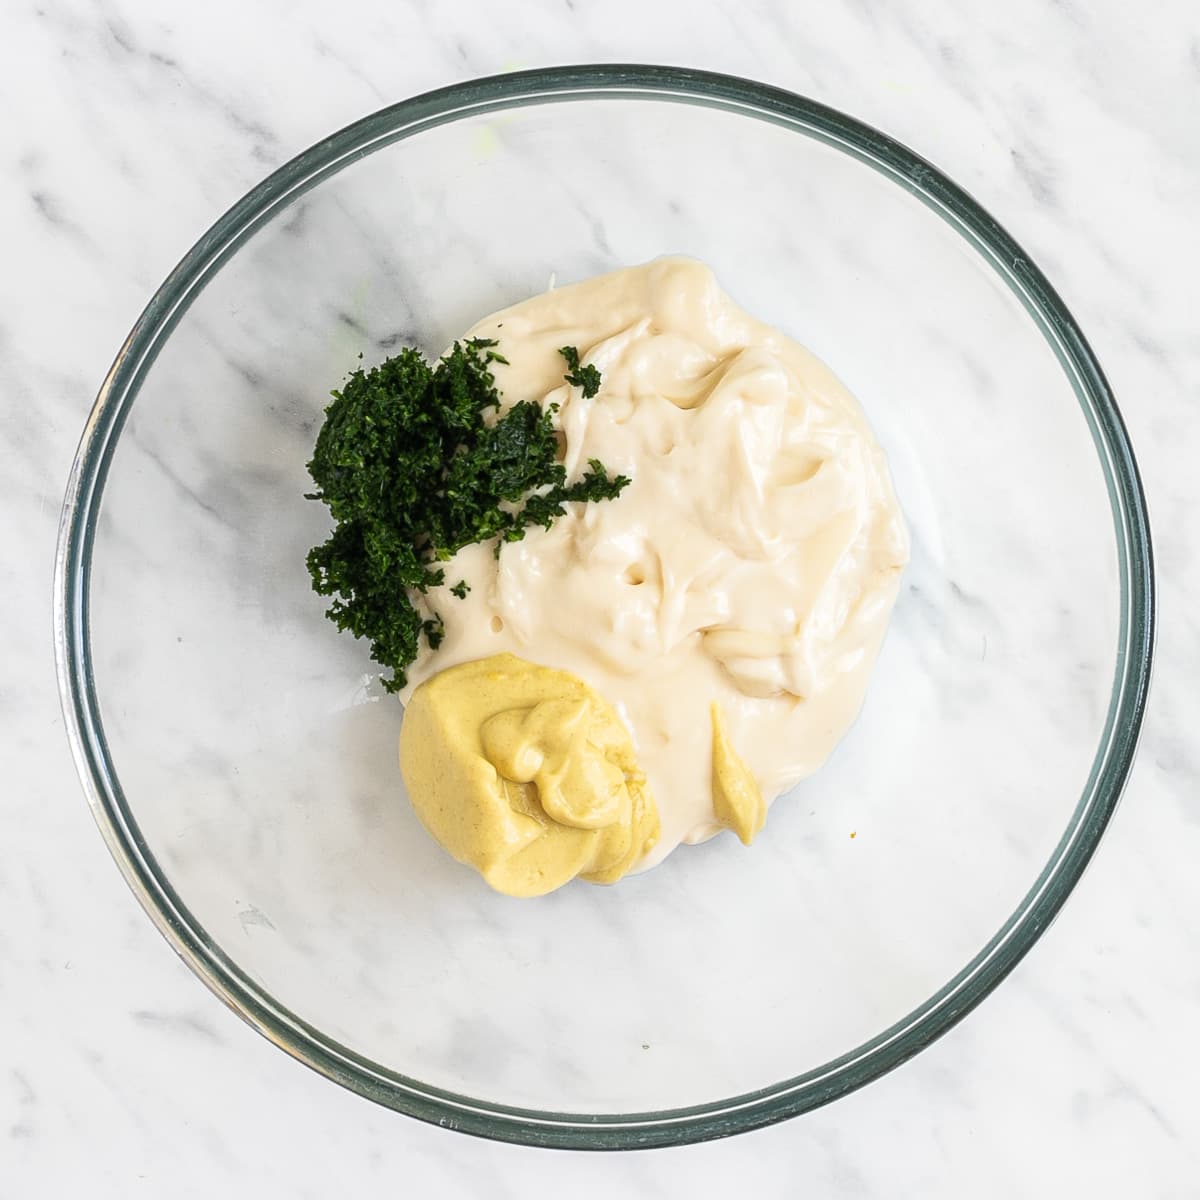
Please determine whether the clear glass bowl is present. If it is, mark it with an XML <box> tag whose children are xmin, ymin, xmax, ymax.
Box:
<box><xmin>54</xmin><ymin>66</ymin><xmax>1154</xmax><ymax>1148</ymax></box>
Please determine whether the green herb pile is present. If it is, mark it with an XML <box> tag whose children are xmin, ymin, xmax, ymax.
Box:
<box><xmin>306</xmin><ymin>340</ymin><xmax>629</xmax><ymax>692</ymax></box>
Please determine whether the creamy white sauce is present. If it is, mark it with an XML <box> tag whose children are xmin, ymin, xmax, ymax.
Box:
<box><xmin>399</xmin><ymin>259</ymin><xmax>909</xmax><ymax>870</ymax></box>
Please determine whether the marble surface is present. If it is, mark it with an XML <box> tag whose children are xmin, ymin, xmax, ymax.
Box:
<box><xmin>3</xmin><ymin>0</ymin><xmax>1198</xmax><ymax>1194</ymax></box>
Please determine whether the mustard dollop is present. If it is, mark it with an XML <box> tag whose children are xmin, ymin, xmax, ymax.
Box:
<box><xmin>399</xmin><ymin>654</ymin><xmax>660</xmax><ymax>896</ymax></box>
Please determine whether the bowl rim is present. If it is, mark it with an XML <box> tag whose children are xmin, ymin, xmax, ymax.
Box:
<box><xmin>53</xmin><ymin>63</ymin><xmax>1156</xmax><ymax>1150</ymax></box>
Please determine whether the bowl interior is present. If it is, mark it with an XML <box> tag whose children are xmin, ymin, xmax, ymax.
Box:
<box><xmin>75</xmin><ymin>78</ymin><xmax>1134</xmax><ymax>1137</ymax></box>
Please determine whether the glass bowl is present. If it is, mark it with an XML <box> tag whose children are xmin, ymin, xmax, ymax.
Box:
<box><xmin>54</xmin><ymin>66</ymin><xmax>1154</xmax><ymax>1149</ymax></box>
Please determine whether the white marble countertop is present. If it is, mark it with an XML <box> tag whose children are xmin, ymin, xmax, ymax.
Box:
<box><xmin>4</xmin><ymin>1</ymin><xmax>1198</xmax><ymax>1194</ymax></box>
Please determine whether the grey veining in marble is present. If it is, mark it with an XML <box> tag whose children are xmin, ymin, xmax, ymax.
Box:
<box><xmin>3</xmin><ymin>0</ymin><xmax>1199</xmax><ymax>1195</ymax></box>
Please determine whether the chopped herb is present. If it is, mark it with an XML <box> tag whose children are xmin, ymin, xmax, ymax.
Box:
<box><xmin>450</xmin><ymin>580</ymin><xmax>470</xmax><ymax>599</ymax></box>
<box><xmin>559</xmin><ymin>345</ymin><xmax>602</xmax><ymax>399</ymax></box>
<box><xmin>306</xmin><ymin>339</ymin><xmax>628</xmax><ymax>692</ymax></box>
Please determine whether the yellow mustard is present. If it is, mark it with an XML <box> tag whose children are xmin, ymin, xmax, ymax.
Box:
<box><xmin>710</xmin><ymin>702</ymin><xmax>766</xmax><ymax>845</ymax></box>
<box><xmin>399</xmin><ymin>654</ymin><xmax>660</xmax><ymax>896</ymax></box>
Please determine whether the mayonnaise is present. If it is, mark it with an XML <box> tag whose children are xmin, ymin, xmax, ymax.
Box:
<box><xmin>399</xmin><ymin>258</ymin><xmax>909</xmax><ymax>872</ymax></box>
